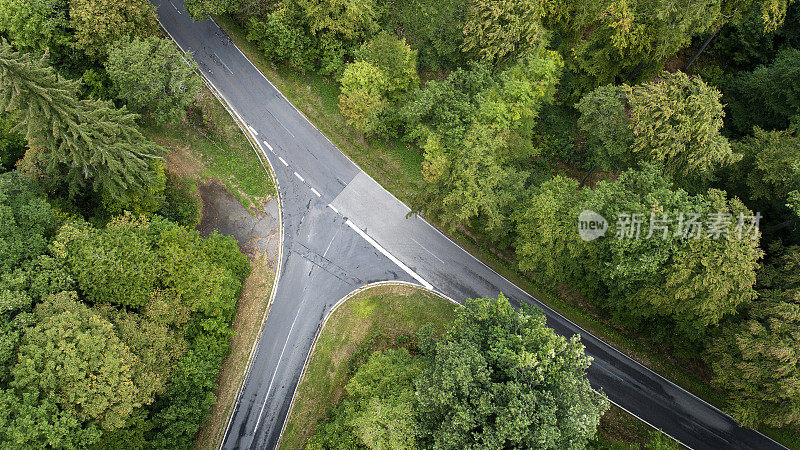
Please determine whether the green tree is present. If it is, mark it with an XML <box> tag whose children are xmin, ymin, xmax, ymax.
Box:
<box><xmin>69</xmin><ymin>0</ymin><xmax>157</xmax><ymax>57</ymax></box>
<box><xmin>185</xmin><ymin>0</ymin><xmax>239</xmax><ymax>19</ymax></box>
<box><xmin>629</xmin><ymin>72</ymin><xmax>738</xmax><ymax>179</ymax></box>
<box><xmin>567</xmin><ymin>0</ymin><xmax>722</xmax><ymax>87</ymax></box>
<box><xmin>416</xmin><ymin>296</ymin><xmax>608</xmax><ymax>449</ymax></box>
<box><xmin>407</xmin><ymin>51</ymin><xmax>561</xmax><ymax>234</ymax></box>
<box><xmin>338</xmin><ymin>60</ymin><xmax>388</xmax><ymax>135</ymax></box>
<box><xmin>388</xmin><ymin>0</ymin><xmax>469</xmax><ymax>70</ymax></box>
<box><xmin>476</xmin><ymin>46</ymin><xmax>562</xmax><ymax>137</ymax></box>
<box><xmin>589</xmin><ymin>167</ymin><xmax>762</xmax><ymax>339</ymax></box>
<box><xmin>0</xmin><ymin>0</ymin><xmax>70</xmax><ymax>51</ymax></box>
<box><xmin>290</xmin><ymin>0</ymin><xmax>380</xmax><ymax>74</ymax></box>
<box><xmin>356</xmin><ymin>32</ymin><xmax>419</xmax><ymax>103</ymax></box>
<box><xmin>0</xmin><ymin>113</ymin><xmax>26</xmax><ymax>171</ymax></box>
<box><xmin>418</xmin><ymin>122</ymin><xmax>528</xmax><ymax>234</ymax></box>
<box><xmin>726</xmin><ymin>48</ymin><xmax>800</xmax><ymax>135</ymax></box>
<box><xmin>646</xmin><ymin>190</ymin><xmax>762</xmax><ymax>333</ymax></box>
<box><xmin>0</xmin><ymin>41</ymin><xmax>164</xmax><ymax>205</ymax></box>
<box><xmin>461</xmin><ymin>0</ymin><xmax>547</xmax><ymax>64</ymax></box>
<box><xmin>401</xmin><ymin>64</ymin><xmax>492</xmax><ymax>146</ymax></box>
<box><xmin>709</xmin><ymin>245</ymin><xmax>800</xmax><ymax>427</ymax></box>
<box><xmin>247</xmin><ymin>8</ymin><xmax>316</xmax><ymax>72</ymax></box>
<box><xmin>514</xmin><ymin>176</ymin><xmax>598</xmax><ymax>288</ymax></box>
<box><xmin>735</xmin><ymin>127</ymin><xmax>800</xmax><ymax>214</ymax></box>
<box><xmin>53</xmin><ymin>216</ymin><xmax>158</xmax><ymax>309</ymax></box>
<box><xmin>308</xmin><ymin>348</ymin><xmax>421</xmax><ymax>449</ymax></box>
<box><xmin>0</xmin><ymin>171</ymin><xmax>57</xmax><ymax>274</ymax></box>
<box><xmin>0</xmin><ymin>292</ymin><xmax>151</xmax><ymax>447</ymax></box>
<box><xmin>575</xmin><ymin>84</ymin><xmax>635</xmax><ymax>170</ymax></box>
<box><xmin>106</xmin><ymin>36</ymin><xmax>202</xmax><ymax>124</ymax></box>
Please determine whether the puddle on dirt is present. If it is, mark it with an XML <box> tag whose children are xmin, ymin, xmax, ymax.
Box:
<box><xmin>197</xmin><ymin>180</ymin><xmax>280</xmax><ymax>265</ymax></box>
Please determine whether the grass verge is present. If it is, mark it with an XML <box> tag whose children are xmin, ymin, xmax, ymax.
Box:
<box><xmin>143</xmin><ymin>87</ymin><xmax>275</xmax><ymax>213</ymax></box>
<box><xmin>278</xmin><ymin>284</ymin><xmax>458</xmax><ymax>450</ymax></box>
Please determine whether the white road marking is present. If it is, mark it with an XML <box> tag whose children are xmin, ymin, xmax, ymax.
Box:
<box><xmin>247</xmin><ymin>125</ymin><xmax>258</xmax><ymax>135</ymax></box>
<box><xmin>410</xmin><ymin>237</ymin><xmax>445</xmax><ymax>264</ymax></box>
<box><xmin>345</xmin><ymin>219</ymin><xmax>434</xmax><ymax>290</ymax></box>
<box><xmin>310</xmin><ymin>187</ymin><xmax>321</xmax><ymax>197</ymax></box>
<box><xmin>170</xmin><ymin>0</ymin><xmax>181</xmax><ymax>13</ymax></box>
<box><xmin>213</xmin><ymin>51</ymin><xmax>234</xmax><ymax>75</ymax></box>
<box><xmin>263</xmin><ymin>140</ymin><xmax>273</xmax><ymax>152</ymax></box>
<box><xmin>323</xmin><ymin>228</ymin><xmax>341</xmax><ymax>258</ymax></box>
<box><xmin>252</xmin><ymin>309</ymin><xmax>302</xmax><ymax>435</ymax></box>
<box><xmin>278</xmin><ymin>157</ymin><xmax>288</xmax><ymax>166</ymax></box>
<box><xmin>328</xmin><ymin>204</ymin><xmax>339</xmax><ymax>214</ymax></box>
<box><xmin>294</xmin><ymin>172</ymin><xmax>304</xmax><ymax>182</ymax></box>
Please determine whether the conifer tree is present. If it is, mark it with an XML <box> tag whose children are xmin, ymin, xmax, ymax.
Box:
<box><xmin>0</xmin><ymin>40</ymin><xmax>161</xmax><ymax>202</ymax></box>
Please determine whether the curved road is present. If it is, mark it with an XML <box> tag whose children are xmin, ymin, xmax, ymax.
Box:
<box><xmin>153</xmin><ymin>3</ymin><xmax>785</xmax><ymax>449</ymax></box>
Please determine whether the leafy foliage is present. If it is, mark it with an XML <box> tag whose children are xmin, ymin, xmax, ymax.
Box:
<box><xmin>461</xmin><ymin>0</ymin><xmax>547</xmax><ymax>65</ymax></box>
<box><xmin>383</xmin><ymin>0</ymin><xmax>469</xmax><ymax>70</ymax></box>
<box><xmin>408</xmin><ymin>49</ymin><xmax>562</xmax><ymax>233</ymax></box>
<box><xmin>564</xmin><ymin>0</ymin><xmax>721</xmax><ymax>87</ymax></box>
<box><xmin>69</xmin><ymin>0</ymin><xmax>157</xmax><ymax>57</ymax></box>
<box><xmin>106</xmin><ymin>36</ymin><xmax>202</xmax><ymax>124</ymax></box>
<box><xmin>735</xmin><ymin>127</ymin><xmax>800</xmax><ymax>217</ymax></box>
<box><xmin>416</xmin><ymin>296</ymin><xmax>609</xmax><ymax>449</ymax></box>
<box><xmin>338</xmin><ymin>61</ymin><xmax>388</xmax><ymax>135</ymax></box>
<box><xmin>575</xmin><ymin>73</ymin><xmax>739</xmax><ymax>180</ymax></box>
<box><xmin>629</xmin><ymin>72</ymin><xmax>738</xmax><ymax>179</ymax></box>
<box><xmin>575</xmin><ymin>84</ymin><xmax>635</xmax><ymax>170</ymax></box>
<box><xmin>356</xmin><ymin>32</ymin><xmax>419</xmax><ymax>103</ymax></box>
<box><xmin>709</xmin><ymin>245</ymin><xmax>800</xmax><ymax>427</ymax></box>
<box><xmin>0</xmin><ymin>292</ymin><xmax>149</xmax><ymax>447</ymax></box>
<box><xmin>247</xmin><ymin>9</ymin><xmax>316</xmax><ymax>72</ymax></box>
<box><xmin>308</xmin><ymin>348</ymin><xmax>421</xmax><ymax>449</ymax></box>
<box><xmin>725</xmin><ymin>48</ymin><xmax>800</xmax><ymax>135</ymax></box>
<box><xmin>0</xmin><ymin>113</ymin><xmax>26</xmax><ymax>172</ymax></box>
<box><xmin>0</xmin><ymin>0</ymin><xmax>70</xmax><ymax>51</ymax></box>
<box><xmin>185</xmin><ymin>0</ymin><xmax>239</xmax><ymax>20</ymax></box>
<box><xmin>514</xmin><ymin>176</ymin><xmax>596</xmax><ymax>286</ymax></box>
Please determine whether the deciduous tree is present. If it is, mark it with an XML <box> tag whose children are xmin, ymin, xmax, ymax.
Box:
<box><xmin>0</xmin><ymin>292</ymin><xmax>150</xmax><ymax>447</ymax></box>
<box><xmin>106</xmin><ymin>36</ymin><xmax>202</xmax><ymax>124</ymax></box>
<box><xmin>416</xmin><ymin>296</ymin><xmax>608</xmax><ymax>449</ymax></box>
<box><xmin>338</xmin><ymin>61</ymin><xmax>388</xmax><ymax>134</ymax></box>
<box><xmin>575</xmin><ymin>84</ymin><xmax>635</xmax><ymax>170</ymax></box>
<box><xmin>69</xmin><ymin>0</ymin><xmax>157</xmax><ymax>57</ymax></box>
<box><xmin>462</xmin><ymin>0</ymin><xmax>546</xmax><ymax>64</ymax></box>
<box><xmin>0</xmin><ymin>0</ymin><xmax>69</xmax><ymax>51</ymax></box>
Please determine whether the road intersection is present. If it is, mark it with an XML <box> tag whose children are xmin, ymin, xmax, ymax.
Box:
<box><xmin>153</xmin><ymin>2</ymin><xmax>786</xmax><ymax>448</ymax></box>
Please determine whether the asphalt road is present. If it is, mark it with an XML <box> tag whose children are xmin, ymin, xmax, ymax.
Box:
<box><xmin>153</xmin><ymin>2</ymin><xmax>786</xmax><ymax>449</ymax></box>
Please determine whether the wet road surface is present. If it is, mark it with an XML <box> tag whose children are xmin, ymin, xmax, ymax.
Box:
<box><xmin>153</xmin><ymin>2</ymin><xmax>786</xmax><ymax>449</ymax></box>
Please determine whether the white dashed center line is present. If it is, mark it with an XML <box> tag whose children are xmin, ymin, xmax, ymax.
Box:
<box><xmin>310</xmin><ymin>187</ymin><xmax>321</xmax><ymax>198</ymax></box>
<box><xmin>263</xmin><ymin>140</ymin><xmax>273</xmax><ymax>152</ymax></box>
<box><xmin>278</xmin><ymin>157</ymin><xmax>288</xmax><ymax>166</ymax></box>
<box><xmin>247</xmin><ymin>125</ymin><xmax>258</xmax><ymax>135</ymax></box>
<box><xmin>328</xmin><ymin>204</ymin><xmax>339</xmax><ymax>214</ymax></box>
<box><xmin>294</xmin><ymin>172</ymin><xmax>304</xmax><ymax>182</ymax></box>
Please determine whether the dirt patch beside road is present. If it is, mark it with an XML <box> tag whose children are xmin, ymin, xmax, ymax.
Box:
<box><xmin>197</xmin><ymin>180</ymin><xmax>280</xmax><ymax>264</ymax></box>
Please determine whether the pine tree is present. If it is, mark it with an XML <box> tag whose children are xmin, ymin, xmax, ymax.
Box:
<box><xmin>0</xmin><ymin>40</ymin><xmax>161</xmax><ymax>202</ymax></box>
